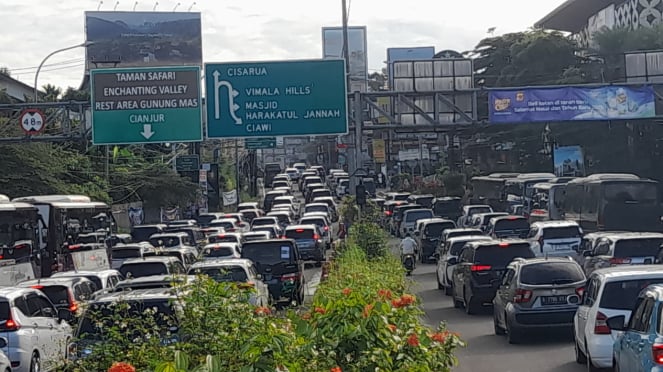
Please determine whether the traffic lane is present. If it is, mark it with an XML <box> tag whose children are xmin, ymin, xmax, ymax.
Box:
<box><xmin>386</xmin><ymin>239</ymin><xmax>585</xmax><ymax>372</ymax></box>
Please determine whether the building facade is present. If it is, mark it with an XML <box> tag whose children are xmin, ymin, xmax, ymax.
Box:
<box><xmin>536</xmin><ymin>0</ymin><xmax>663</xmax><ymax>48</ymax></box>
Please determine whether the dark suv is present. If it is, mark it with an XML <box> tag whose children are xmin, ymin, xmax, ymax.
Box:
<box><xmin>241</xmin><ymin>239</ymin><xmax>305</xmax><ymax>306</ymax></box>
<box><xmin>284</xmin><ymin>225</ymin><xmax>325</xmax><ymax>265</ymax></box>
<box><xmin>451</xmin><ymin>239</ymin><xmax>535</xmax><ymax>314</ymax></box>
<box><xmin>492</xmin><ymin>257</ymin><xmax>586</xmax><ymax>344</ymax></box>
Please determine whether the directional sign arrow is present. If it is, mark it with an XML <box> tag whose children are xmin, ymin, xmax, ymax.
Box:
<box><xmin>141</xmin><ymin>124</ymin><xmax>155</xmax><ymax>139</ymax></box>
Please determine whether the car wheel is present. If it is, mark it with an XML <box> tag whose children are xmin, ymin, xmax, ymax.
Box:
<box><xmin>436</xmin><ymin>271</ymin><xmax>444</xmax><ymax>290</ymax></box>
<box><xmin>444</xmin><ymin>282</ymin><xmax>452</xmax><ymax>296</ymax></box>
<box><xmin>506</xmin><ymin>319</ymin><xmax>521</xmax><ymax>344</ymax></box>
<box><xmin>493</xmin><ymin>310</ymin><xmax>505</xmax><ymax>335</ymax></box>
<box><xmin>464</xmin><ymin>289</ymin><xmax>477</xmax><ymax>315</ymax></box>
<box><xmin>29</xmin><ymin>352</ymin><xmax>40</xmax><ymax>372</ymax></box>
<box><xmin>452</xmin><ymin>284</ymin><xmax>463</xmax><ymax>309</ymax></box>
<box><xmin>574</xmin><ymin>336</ymin><xmax>587</xmax><ymax>364</ymax></box>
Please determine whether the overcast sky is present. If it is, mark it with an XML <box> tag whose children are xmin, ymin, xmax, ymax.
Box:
<box><xmin>0</xmin><ymin>0</ymin><xmax>566</xmax><ymax>90</ymax></box>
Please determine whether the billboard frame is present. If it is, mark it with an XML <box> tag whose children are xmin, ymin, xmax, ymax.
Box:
<box><xmin>322</xmin><ymin>26</ymin><xmax>368</xmax><ymax>92</ymax></box>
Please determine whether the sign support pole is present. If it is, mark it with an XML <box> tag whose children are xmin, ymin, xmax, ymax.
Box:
<box><xmin>235</xmin><ymin>139</ymin><xmax>241</xmax><ymax>204</ymax></box>
<box><xmin>349</xmin><ymin>91</ymin><xmax>363</xmax><ymax>195</ymax></box>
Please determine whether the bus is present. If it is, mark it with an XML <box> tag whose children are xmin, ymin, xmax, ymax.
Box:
<box><xmin>470</xmin><ymin>173</ymin><xmax>520</xmax><ymax>211</ymax></box>
<box><xmin>11</xmin><ymin>195</ymin><xmax>114</xmax><ymax>277</ymax></box>
<box><xmin>504</xmin><ymin>173</ymin><xmax>556</xmax><ymax>216</ymax></box>
<box><xmin>530</xmin><ymin>182</ymin><xmax>570</xmax><ymax>221</ymax></box>
<box><xmin>0</xmin><ymin>201</ymin><xmax>41</xmax><ymax>272</ymax></box>
<box><xmin>561</xmin><ymin>174</ymin><xmax>663</xmax><ymax>232</ymax></box>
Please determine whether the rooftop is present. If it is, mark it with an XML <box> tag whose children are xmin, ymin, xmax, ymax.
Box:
<box><xmin>535</xmin><ymin>0</ymin><xmax>620</xmax><ymax>32</ymax></box>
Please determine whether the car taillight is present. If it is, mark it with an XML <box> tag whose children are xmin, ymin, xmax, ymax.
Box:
<box><xmin>324</xmin><ymin>226</ymin><xmax>329</xmax><ymax>231</ymax></box>
<box><xmin>3</xmin><ymin>318</ymin><xmax>20</xmax><ymax>331</ymax></box>
<box><xmin>69</xmin><ymin>290</ymin><xmax>78</xmax><ymax>312</ymax></box>
<box><xmin>313</xmin><ymin>234</ymin><xmax>321</xmax><ymax>240</ymax></box>
<box><xmin>576</xmin><ymin>287</ymin><xmax>585</xmax><ymax>297</ymax></box>
<box><xmin>610</xmin><ymin>257</ymin><xmax>632</xmax><ymax>265</ymax></box>
<box><xmin>653</xmin><ymin>344</ymin><xmax>663</xmax><ymax>364</ymax></box>
<box><xmin>281</xmin><ymin>273</ymin><xmax>298</xmax><ymax>282</ymax></box>
<box><xmin>385</xmin><ymin>211</ymin><xmax>392</xmax><ymax>216</ymax></box>
<box><xmin>470</xmin><ymin>265</ymin><xmax>491</xmax><ymax>272</ymax></box>
<box><xmin>594</xmin><ymin>311</ymin><xmax>611</xmax><ymax>334</ymax></box>
<box><xmin>513</xmin><ymin>288</ymin><xmax>532</xmax><ymax>303</ymax></box>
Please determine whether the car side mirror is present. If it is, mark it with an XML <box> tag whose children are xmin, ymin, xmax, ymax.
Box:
<box><xmin>447</xmin><ymin>257</ymin><xmax>458</xmax><ymax>265</ymax></box>
<box><xmin>256</xmin><ymin>273</ymin><xmax>263</xmax><ymax>280</ymax></box>
<box><xmin>583</xmin><ymin>250</ymin><xmax>593</xmax><ymax>257</ymax></box>
<box><xmin>606</xmin><ymin>315</ymin><xmax>626</xmax><ymax>331</ymax></box>
<box><xmin>57</xmin><ymin>308</ymin><xmax>73</xmax><ymax>322</ymax></box>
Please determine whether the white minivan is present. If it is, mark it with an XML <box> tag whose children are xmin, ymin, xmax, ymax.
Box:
<box><xmin>574</xmin><ymin>265</ymin><xmax>663</xmax><ymax>370</ymax></box>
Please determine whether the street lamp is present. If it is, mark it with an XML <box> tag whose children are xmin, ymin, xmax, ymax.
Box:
<box><xmin>33</xmin><ymin>41</ymin><xmax>93</xmax><ymax>102</ymax></box>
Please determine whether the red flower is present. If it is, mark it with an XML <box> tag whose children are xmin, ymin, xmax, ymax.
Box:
<box><xmin>302</xmin><ymin>312</ymin><xmax>311</xmax><ymax>320</ymax></box>
<box><xmin>314</xmin><ymin>307</ymin><xmax>326</xmax><ymax>314</ymax></box>
<box><xmin>342</xmin><ymin>287</ymin><xmax>352</xmax><ymax>296</ymax></box>
<box><xmin>391</xmin><ymin>298</ymin><xmax>404</xmax><ymax>308</ymax></box>
<box><xmin>254</xmin><ymin>306</ymin><xmax>271</xmax><ymax>316</ymax></box>
<box><xmin>377</xmin><ymin>289</ymin><xmax>392</xmax><ymax>299</ymax></box>
<box><xmin>330</xmin><ymin>367</ymin><xmax>342</xmax><ymax>372</ymax></box>
<box><xmin>362</xmin><ymin>303</ymin><xmax>374</xmax><ymax>318</ymax></box>
<box><xmin>387</xmin><ymin>324</ymin><xmax>397</xmax><ymax>332</ymax></box>
<box><xmin>430</xmin><ymin>331</ymin><xmax>448</xmax><ymax>343</ymax></box>
<box><xmin>407</xmin><ymin>333</ymin><xmax>420</xmax><ymax>347</ymax></box>
<box><xmin>108</xmin><ymin>362</ymin><xmax>136</xmax><ymax>372</ymax></box>
<box><xmin>399</xmin><ymin>294</ymin><xmax>416</xmax><ymax>306</ymax></box>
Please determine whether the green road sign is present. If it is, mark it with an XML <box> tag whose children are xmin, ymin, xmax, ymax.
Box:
<box><xmin>244</xmin><ymin>137</ymin><xmax>276</xmax><ymax>149</ymax></box>
<box><xmin>205</xmin><ymin>59</ymin><xmax>348</xmax><ymax>138</ymax></box>
<box><xmin>90</xmin><ymin>66</ymin><xmax>203</xmax><ymax>145</ymax></box>
<box><xmin>175</xmin><ymin>155</ymin><xmax>200</xmax><ymax>172</ymax></box>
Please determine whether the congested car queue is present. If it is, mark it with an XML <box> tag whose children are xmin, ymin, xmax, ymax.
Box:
<box><xmin>0</xmin><ymin>163</ymin><xmax>343</xmax><ymax>372</ymax></box>
<box><xmin>376</xmin><ymin>172</ymin><xmax>663</xmax><ymax>371</ymax></box>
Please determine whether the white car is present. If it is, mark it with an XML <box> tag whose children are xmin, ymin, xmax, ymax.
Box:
<box><xmin>187</xmin><ymin>258</ymin><xmax>270</xmax><ymax>306</ymax></box>
<box><xmin>527</xmin><ymin>220</ymin><xmax>583</xmax><ymax>258</ymax></box>
<box><xmin>0</xmin><ymin>345</ymin><xmax>10</xmax><ymax>372</ymax></box>
<box><xmin>574</xmin><ymin>265</ymin><xmax>663</xmax><ymax>370</ymax></box>
<box><xmin>50</xmin><ymin>269</ymin><xmax>124</xmax><ymax>291</ymax></box>
<box><xmin>200</xmin><ymin>243</ymin><xmax>241</xmax><ymax>260</ymax></box>
<box><xmin>0</xmin><ymin>287</ymin><xmax>72</xmax><ymax>372</ymax></box>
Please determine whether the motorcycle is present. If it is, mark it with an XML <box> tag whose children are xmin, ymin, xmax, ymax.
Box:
<box><xmin>402</xmin><ymin>254</ymin><xmax>415</xmax><ymax>276</ymax></box>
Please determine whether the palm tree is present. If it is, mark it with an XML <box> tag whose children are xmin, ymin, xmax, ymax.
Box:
<box><xmin>41</xmin><ymin>84</ymin><xmax>62</xmax><ymax>102</ymax></box>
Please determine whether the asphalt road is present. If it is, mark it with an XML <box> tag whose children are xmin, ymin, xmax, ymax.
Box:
<box><xmin>388</xmin><ymin>238</ymin><xmax>588</xmax><ymax>372</ymax></box>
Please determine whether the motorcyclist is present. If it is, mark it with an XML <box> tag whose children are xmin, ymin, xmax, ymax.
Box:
<box><xmin>399</xmin><ymin>233</ymin><xmax>417</xmax><ymax>266</ymax></box>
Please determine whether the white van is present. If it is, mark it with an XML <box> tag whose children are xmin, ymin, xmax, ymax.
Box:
<box><xmin>527</xmin><ymin>221</ymin><xmax>583</xmax><ymax>257</ymax></box>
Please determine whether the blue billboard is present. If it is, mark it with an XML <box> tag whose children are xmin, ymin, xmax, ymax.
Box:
<box><xmin>553</xmin><ymin>146</ymin><xmax>585</xmax><ymax>177</ymax></box>
<box><xmin>386</xmin><ymin>47</ymin><xmax>435</xmax><ymax>87</ymax></box>
<box><xmin>489</xmin><ymin>86</ymin><xmax>655</xmax><ymax>123</ymax></box>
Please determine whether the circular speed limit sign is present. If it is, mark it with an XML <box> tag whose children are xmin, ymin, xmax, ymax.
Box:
<box><xmin>19</xmin><ymin>108</ymin><xmax>46</xmax><ymax>134</ymax></box>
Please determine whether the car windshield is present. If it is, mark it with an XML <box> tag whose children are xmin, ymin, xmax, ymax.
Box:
<box><xmin>112</xmin><ymin>248</ymin><xmax>142</xmax><ymax>259</ymax></box>
<box><xmin>39</xmin><ymin>285</ymin><xmax>70</xmax><ymax>306</ymax></box>
<box><xmin>468</xmin><ymin>207</ymin><xmax>492</xmax><ymax>216</ymax></box>
<box><xmin>202</xmin><ymin>247</ymin><xmax>235</xmax><ymax>257</ymax></box>
<box><xmin>285</xmin><ymin>229</ymin><xmax>315</xmax><ymax>240</ymax></box>
<box><xmin>614</xmin><ymin>238</ymin><xmax>663</xmax><ymax>257</ymax></box>
<box><xmin>210</xmin><ymin>222</ymin><xmax>233</xmax><ymax>229</ymax></box>
<box><xmin>196</xmin><ymin>215</ymin><xmax>217</xmax><ymax>226</ymax></box>
<box><xmin>474</xmin><ymin>245</ymin><xmax>534</xmax><ymax>268</ymax></box>
<box><xmin>149</xmin><ymin>237</ymin><xmax>180</xmax><ymax>248</ymax></box>
<box><xmin>208</xmin><ymin>236</ymin><xmax>239</xmax><ymax>244</ymax></box>
<box><xmin>405</xmin><ymin>210</ymin><xmax>433</xmax><ymax>223</ymax></box>
<box><xmin>120</xmin><ymin>262</ymin><xmax>168</xmax><ymax>278</ymax></box>
<box><xmin>242</xmin><ymin>243</ymin><xmax>294</xmax><ymax>265</ymax></box>
<box><xmin>78</xmin><ymin>299</ymin><xmax>177</xmax><ymax>340</ymax></box>
<box><xmin>301</xmin><ymin>218</ymin><xmax>326</xmax><ymax>229</ymax></box>
<box><xmin>542</xmin><ymin>226</ymin><xmax>582</xmax><ymax>239</ymax></box>
<box><xmin>604</xmin><ymin>183</ymin><xmax>658</xmax><ymax>204</ymax></box>
<box><xmin>306</xmin><ymin>206</ymin><xmax>328</xmax><ymax>214</ymax></box>
<box><xmin>131</xmin><ymin>227</ymin><xmax>160</xmax><ymax>242</ymax></box>
<box><xmin>600</xmin><ymin>278</ymin><xmax>663</xmax><ymax>310</ymax></box>
<box><xmin>519</xmin><ymin>262</ymin><xmax>585</xmax><ymax>285</ymax></box>
<box><xmin>253</xmin><ymin>219</ymin><xmax>277</xmax><ymax>227</ymax></box>
<box><xmin>188</xmin><ymin>266</ymin><xmax>248</xmax><ymax>282</ymax></box>
<box><xmin>313</xmin><ymin>190</ymin><xmax>332</xmax><ymax>198</ymax></box>
<box><xmin>493</xmin><ymin>219</ymin><xmax>529</xmax><ymax>232</ymax></box>
<box><xmin>424</xmin><ymin>222</ymin><xmax>455</xmax><ymax>237</ymax></box>
<box><xmin>0</xmin><ymin>301</ymin><xmax>9</xmax><ymax>324</ymax></box>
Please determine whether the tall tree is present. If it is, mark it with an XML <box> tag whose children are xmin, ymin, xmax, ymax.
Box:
<box><xmin>41</xmin><ymin>84</ymin><xmax>62</xmax><ymax>101</ymax></box>
<box><xmin>61</xmin><ymin>87</ymin><xmax>90</xmax><ymax>102</ymax></box>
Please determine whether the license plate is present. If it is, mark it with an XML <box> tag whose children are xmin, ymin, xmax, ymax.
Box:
<box><xmin>541</xmin><ymin>295</ymin><xmax>567</xmax><ymax>305</ymax></box>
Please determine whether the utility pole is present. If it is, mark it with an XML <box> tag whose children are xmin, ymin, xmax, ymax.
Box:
<box><xmin>341</xmin><ymin>0</ymin><xmax>351</xmax><ymax>91</ymax></box>
<box><xmin>235</xmin><ymin>139</ymin><xmax>240</xmax><ymax>204</ymax></box>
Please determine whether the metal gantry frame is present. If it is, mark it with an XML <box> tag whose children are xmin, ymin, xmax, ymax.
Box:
<box><xmin>0</xmin><ymin>100</ymin><xmax>90</xmax><ymax>143</ymax></box>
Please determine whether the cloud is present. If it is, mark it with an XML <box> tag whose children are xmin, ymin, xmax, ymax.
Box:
<box><xmin>0</xmin><ymin>0</ymin><xmax>566</xmax><ymax>89</ymax></box>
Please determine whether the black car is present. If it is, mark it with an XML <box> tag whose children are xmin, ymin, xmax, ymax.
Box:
<box><xmin>451</xmin><ymin>239</ymin><xmax>535</xmax><ymax>314</ymax></box>
<box><xmin>432</xmin><ymin>197</ymin><xmax>462</xmax><ymax>221</ymax></box>
<box><xmin>416</xmin><ymin>218</ymin><xmax>456</xmax><ymax>263</ymax></box>
<box><xmin>284</xmin><ymin>225</ymin><xmax>325</xmax><ymax>265</ymax></box>
<box><xmin>240</xmin><ymin>239</ymin><xmax>305</xmax><ymax>306</ymax></box>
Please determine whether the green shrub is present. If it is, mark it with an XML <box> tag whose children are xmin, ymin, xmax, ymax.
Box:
<box><xmin>347</xmin><ymin>222</ymin><xmax>388</xmax><ymax>259</ymax></box>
